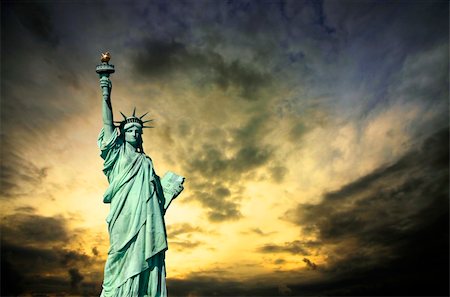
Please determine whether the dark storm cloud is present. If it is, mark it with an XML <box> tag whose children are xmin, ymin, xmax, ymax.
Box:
<box><xmin>187</xmin><ymin>143</ymin><xmax>271</xmax><ymax>179</ymax></box>
<box><xmin>1</xmin><ymin>213</ymin><xmax>92</xmax><ymax>271</ymax></box>
<box><xmin>260</xmin><ymin>0</ymin><xmax>450</xmax><ymax>134</ymax></box>
<box><xmin>184</xmin><ymin>114</ymin><xmax>275</xmax><ymax>222</ymax></box>
<box><xmin>7</xmin><ymin>2</ymin><xmax>59</xmax><ymax>47</ymax></box>
<box><xmin>167</xmin><ymin>276</ymin><xmax>281</xmax><ymax>297</ymax></box>
<box><xmin>214</xmin><ymin>59</ymin><xmax>271</xmax><ymax>101</ymax></box>
<box><xmin>170</xmin><ymin>127</ymin><xmax>449</xmax><ymax>296</ymax></box>
<box><xmin>61</xmin><ymin>250</ymin><xmax>91</xmax><ymax>267</ymax></box>
<box><xmin>303</xmin><ymin>258</ymin><xmax>318</xmax><ymax>270</ymax></box>
<box><xmin>0</xmin><ymin>1</ymin><xmax>448</xmax><ymax>296</ymax></box>
<box><xmin>0</xmin><ymin>152</ymin><xmax>49</xmax><ymax>199</ymax></box>
<box><xmin>233</xmin><ymin>145</ymin><xmax>272</xmax><ymax>172</ymax></box>
<box><xmin>319</xmin><ymin>0</ymin><xmax>449</xmax><ymax>121</ymax></box>
<box><xmin>325</xmin><ymin>0</ymin><xmax>448</xmax><ymax>54</ymax></box>
<box><xmin>1</xmin><ymin>212</ymin><xmax>102</xmax><ymax>296</ymax></box>
<box><xmin>257</xmin><ymin>240</ymin><xmax>320</xmax><ymax>256</ymax></box>
<box><xmin>1</xmin><ymin>242</ymin><xmax>97</xmax><ymax>295</ymax></box>
<box><xmin>193</xmin><ymin>189</ymin><xmax>242</xmax><ymax>222</ymax></box>
<box><xmin>1</xmin><ymin>266</ymin><xmax>100</xmax><ymax>297</ymax></box>
<box><xmin>68</xmin><ymin>268</ymin><xmax>84</xmax><ymax>289</ymax></box>
<box><xmin>2</xmin><ymin>213</ymin><xmax>68</xmax><ymax>244</ymax></box>
<box><xmin>186</xmin><ymin>113</ymin><xmax>273</xmax><ymax>180</ymax></box>
<box><xmin>167</xmin><ymin>270</ymin><xmax>330</xmax><ymax>297</ymax></box>
<box><xmin>291</xmin><ymin>127</ymin><xmax>449</xmax><ymax>240</ymax></box>
<box><xmin>2</xmin><ymin>243</ymin><xmax>61</xmax><ymax>275</ymax></box>
<box><xmin>132</xmin><ymin>39</ymin><xmax>187</xmax><ymax>77</ymax></box>
<box><xmin>131</xmin><ymin>39</ymin><xmax>271</xmax><ymax>101</ymax></box>
<box><xmin>1</xmin><ymin>2</ymin><xmax>101</xmax><ymax>153</ymax></box>
<box><xmin>285</xmin><ymin>127</ymin><xmax>449</xmax><ymax>295</ymax></box>
<box><xmin>1</xmin><ymin>256</ymin><xmax>24</xmax><ymax>296</ymax></box>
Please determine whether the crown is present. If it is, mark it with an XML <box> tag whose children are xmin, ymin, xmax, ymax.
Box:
<box><xmin>114</xmin><ymin>107</ymin><xmax>154</xmax><ymax>129</ymax></box>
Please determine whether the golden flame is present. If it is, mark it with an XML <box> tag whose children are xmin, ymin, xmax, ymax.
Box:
<box><xmin>101</xmin><ymin>52</ymin><xmax>111</xmax><ymax>63</ymax></box>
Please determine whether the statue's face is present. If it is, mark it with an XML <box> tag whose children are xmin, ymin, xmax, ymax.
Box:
<box><xmin>125</xmin><ymin>125</ymin><xmax>142</xmax><ymax>147</ymax></box>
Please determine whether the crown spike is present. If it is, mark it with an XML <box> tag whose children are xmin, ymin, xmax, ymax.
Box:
<box><xmin>118</xmin><ymin>108</ymin><xmax>155</xmax><ymax>130</ymax></box>
<box><xmin>140</xmin><ymin>111</ymin><xmax>149</xmax><ymax>119</ymax></box>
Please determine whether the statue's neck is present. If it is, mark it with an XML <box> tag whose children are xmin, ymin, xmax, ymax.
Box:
<box><xmin>124</xmin><ymin>141</ymin><xmax>139</xmax><ymax>153</ymax></box>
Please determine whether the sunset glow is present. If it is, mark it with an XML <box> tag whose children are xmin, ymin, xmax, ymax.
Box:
<box><xmin>1</xmin><ymin>1</ymin><xmax>448</xmax><ymax>296</ymax></box>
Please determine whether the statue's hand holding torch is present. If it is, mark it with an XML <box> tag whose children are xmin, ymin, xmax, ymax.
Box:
<box><xmin>100</xmin><ymin>76</ymin><xmax>112</xmax><ymax>100</ymax></box>
<box><xmin>96</xmin><ymin>52</ymin><xmax>115</xmax><ymax>101</ymax></box>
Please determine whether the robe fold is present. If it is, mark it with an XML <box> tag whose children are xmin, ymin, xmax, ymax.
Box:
<box><xmin>98</xmin><ymin>128</ymin><xmax>168</xmax><ymax>297</ymax></box>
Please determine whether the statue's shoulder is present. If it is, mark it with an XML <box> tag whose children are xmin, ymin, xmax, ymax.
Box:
<box><xmin>145</xmin><ymin>155</ymin><xmax>155</xmax><ymax>168</ymax></box>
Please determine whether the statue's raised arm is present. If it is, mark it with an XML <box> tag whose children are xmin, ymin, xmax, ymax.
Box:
<box><xmin>96</xmin><ymin>52</ymin><xmax>115</xmax><ymax>141</ymax></box>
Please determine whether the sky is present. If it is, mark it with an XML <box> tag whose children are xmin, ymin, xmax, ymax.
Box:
<box><xmin>1</xmin><ymin>0</ymin><xmax>449</xmax><ymax>296</ymax></box>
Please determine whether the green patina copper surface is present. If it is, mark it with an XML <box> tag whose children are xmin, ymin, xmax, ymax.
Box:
<box><xmin>96</xmin><ymin>53</ymin><xmax>184</xmax><ymax>297</ymax></box>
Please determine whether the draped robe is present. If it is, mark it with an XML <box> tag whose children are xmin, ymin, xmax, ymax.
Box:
<box><xmin>98</xmin><ymin>128</ymin><xmax>168</xmax><ymax>297</ymax></box>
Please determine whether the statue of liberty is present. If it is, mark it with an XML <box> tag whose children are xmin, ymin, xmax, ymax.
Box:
<box><xmin>96</xmin><ymin>52</ymin><xmax>184</xmax><ymax>297</ymax></box>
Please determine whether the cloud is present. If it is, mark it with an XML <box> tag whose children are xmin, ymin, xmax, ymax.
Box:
<box><xmin>8</xmin><ymin>2</ymin><xmax>59</xmax><ymax>47</ymax></box>
<box><xmin>167</xmin><ymin>277</ymin><xmax>242</xmax><ymax>297</ymax></box>
<box><xmin>1</xmin><ymin>257</ymin><xmax>24</xmax><ymax>296</ymax></box>
<box><xmin>169</xmin><ymin>240</ymin><xmax>203</xmax><ymax>251</ymax></box>
<box><xmin>278</xmin><ymin>283</ymin><xmax>293</xmax><ymax>295</ymax></box>
<box><xmin>257</xmin><ymin>240</ymin><xmax>320</xmax><ymax>256</ymax></box>
<box><xmin>186</xmin><ymin>142</ymin><xmax>272</xmax><ymax>181</ymax></box>
<box><xmin>324</xmin><ymin>1</ymin><xmax>448</xmax><ymax>56</ymax></box>
<box><xmin>274</xmin><ymin>258</ymin><xmax>286</xmax><ymax>265</ymax></box>
<box><xmin>272</xmin><ymin>1</ymin><xmax>449</xmax><ymax>131</ymax></box>
<box><xmin>131</xmin><ymin>38</ymin><xmax>272</xmax><ymax>101</ymax></box>
<box><xmin>167</xmin><ymin>223</ymin><xmax>203</xmax><ymax>237</ymax></box>
<box><xmin>166</xmin><ymin>267</ymin><xmax>327</xmax><ymax>297</ymax></box>
<box><xmin>0</xmin><ymin>152</ymin><xmax>50</xmax><ymax>199</ymax></box>
<box><xmin>302</xmin><ymin>258</ymin><xmax>318</xmax><ymax>270</ymax></box>
<box><xmin>60</xmin><ymin>250</ymin><xmax>91</xmax><ymax>267</ymax></box>
<box><xmin>14</xmin><ymin>206</ymin><xmax>37</xmax><ymax>213</ymax></box>
<box><xmin>193</xmin><ymin>189</ymin><xmax>242</xmax><ymax>222</ymax></box>
<box><xmin>0</xmin><ymin>212</ymin><xmax>102</xmax><ymax>296</ymax></box>
<box><xmin>2</xmin><ymin>213</ymin><xmax>68</xmax><ymax>244</ymax></box>
<box><xmin>183</xmin><ymin>113</ymin><xmax>277</xmax><ymax>222</ymax></box>
<box><xmin>167</xmin><ymin>276</ymin><xmax>281</xmax><ymax>297</ymax></box>
<box><xmin>166</xmin><ymin>223</ymin><xmax>205</xmax><ymax>251</ymax></box>
<box><xmin>68</xmin><ymin>268</ymin><xmax>84</xmax><ymax>289</ymax></box>
<box><xmin>269</xmin><ymin>166</ymin><xmax>289</xmax><ymax>183</ymax></box>
<box><xmin>1</xmin><ymin>242</ymin><xmax>99</xmax><ymax>295</ymax></box>
<box><xmin>1</xmin><ymin>1</ymin><xmax>448</xmax><ymax>296</ymax></box>
<box><xmin>92</xmin><ymin>246</ymin><xmax>99</xmax><ymax>256</ymax></box>
<box><xmin>285</xmin><ymin>127</ymin><xmax>449</xmax><ymax>295</ymax></box>
<box><xmin>249</xmin><ymin>228</ymin><xmax>265</xmax><ymax>235</ymax></box>
<box><xmin>246</xmin><ymin>227</ymin><xmax>276</xmax><ymax>236</ymax></box>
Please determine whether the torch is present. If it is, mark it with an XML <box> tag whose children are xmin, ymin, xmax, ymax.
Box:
<box><xmin>96</xmin><ymin>52</ymin><xmax>115</xmax><ymax>100</ymax></box>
